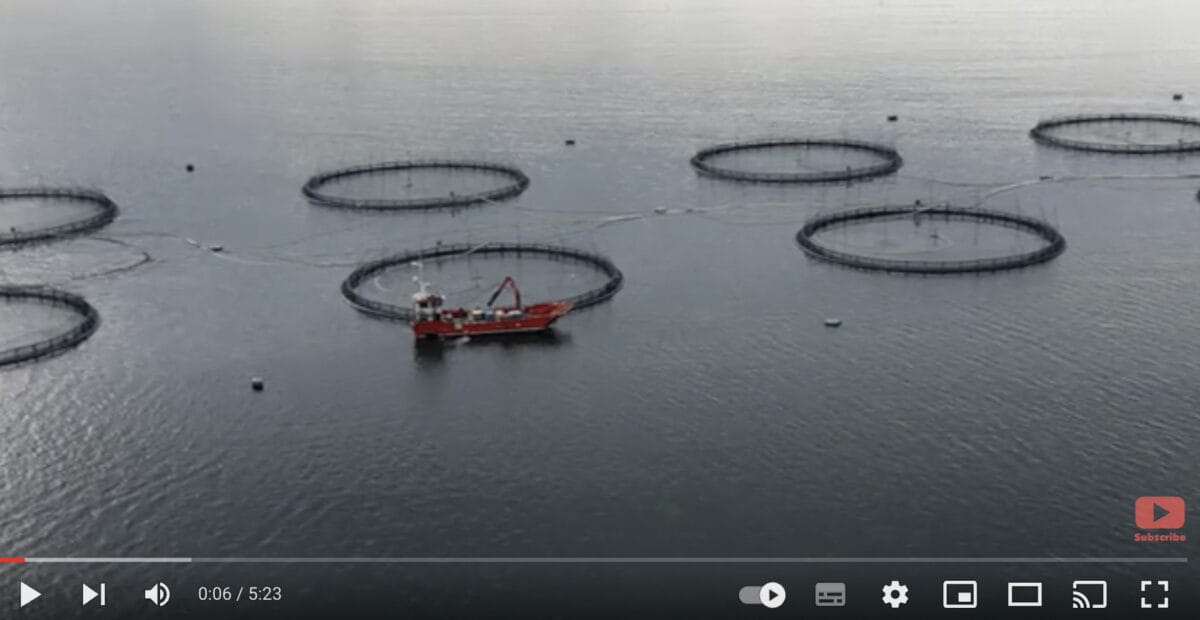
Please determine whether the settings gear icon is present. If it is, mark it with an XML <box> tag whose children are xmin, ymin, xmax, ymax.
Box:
<box><xmin>881</xmin><ymin>580</ymin><xmax>909</xmax><ymax>608</ymax></box>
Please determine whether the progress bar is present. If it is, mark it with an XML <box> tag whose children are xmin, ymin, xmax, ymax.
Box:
<box><xmin>5</xmin><ymin>557</ymin><xmax>1189</xmax><ymax>564</ymax></box>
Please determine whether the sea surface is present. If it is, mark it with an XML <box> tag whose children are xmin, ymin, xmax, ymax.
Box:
<box><xmin>1</xmin><ymin>1</ymin><xmax>1198</xmax><ymax>617</ymax></box>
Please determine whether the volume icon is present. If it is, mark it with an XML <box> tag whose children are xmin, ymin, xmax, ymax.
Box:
<box><xmin>144</xmin><ymin>582</ymin><xmax>171</xmax><ymax>607</ymax></box>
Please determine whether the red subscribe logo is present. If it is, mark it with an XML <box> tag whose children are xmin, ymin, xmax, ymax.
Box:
<box><xmin>1134</xmin><ymin>497</ymin><xmax>1186</xmax><ymax>542</ymax></box>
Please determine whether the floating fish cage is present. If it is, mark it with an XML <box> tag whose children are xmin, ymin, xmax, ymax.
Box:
<box><xmin>341</xmin><ymin>242</ymin><xmax>624</xmax><ymax>322</ymax></box>
<box><xmin>1029</xmin><ymin>113</ymin><xmax>1200</xmax><ymax>154</ymax></box>
<box><xmin>301</xmin><ymin>159</ymin><xmax>530</xmax><ymax>210</ymax></box>
<box><xmin>0</xmin><ymin>188</ymin><xmax>119</xmax><ymax>247</ymax></box>
<box><xmin>689</xmin><ymin>138</ymin><xmax>903</xmax><ymax>184</ymax></box>
<box><xmin>795</xmin><ymin>205</ymin><xmax>1067</xmax><ymax>275</ymax></box>
<box><xmin>0</xmin><ymin>286</ymin><xmax>100</xmax><ymax>368</ymax></box>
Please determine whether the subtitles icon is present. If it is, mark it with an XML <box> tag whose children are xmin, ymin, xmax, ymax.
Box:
<box><xmin>1007</xmin><ymin>582</ymin><xmax>1042</xmax><ymax>608</ymax></box>
<box><xmin>1071</xmin><ymin>581</ymin><xmax>1107</xmax><ymax>609</ymax></box>
<box><xmin>815</xmin><ymin>582</ymin><xmax>846</xmax><ymax>607</ymax></box>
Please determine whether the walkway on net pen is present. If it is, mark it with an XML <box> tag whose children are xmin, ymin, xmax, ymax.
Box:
<box><xmin>0</xmin><ymin>286</ymin><xmax>100</xmax><ymax>368</ymax></box>
<box><xmin>302</xmin><ymin>160</ymin><xmax>530</xmax><ymax>210</ymax></box>
<box><xmin>341</xmin><ymin>242</ymin><xmax>624</xmax><ymax>322</ymax></box>
<box><xmin>690</xmin><ymin>138</ymin><xmax>903</xmax><ymax>183</ymax></box>
<box><xmin>795</xmin><ymin>205</ymin><xmax>1066</xmax><ymax>275</ymax></box>
<box><xmin>1029</xmin><ymin>114</ymin><xmax>1200</xmax><ymax>154</ymax></box>
<box><xmin>0</xmin><ymin>188</ymin><xmax>119</xmax><ymax>247</ymax></box>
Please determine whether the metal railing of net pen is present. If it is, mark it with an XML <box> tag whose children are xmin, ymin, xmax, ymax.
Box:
<box><xmin>302</xmin><ymin>160</ymin><xmax>531</xmax><ymax>210</ymax></box>
<box><xmin>795</xmin><ymin>205</ymin><xmax>1067</xmax><ymax>274</ymax></box>
<box><xmin>0</xmin><ymin>188</ymin><xmax>119</xmax><ymax>247</ymax></box>
<box><xmin>1029</xmin><ymin>114</ymin><xmax>1200</xmax><ymax>154</ymax></box>
<box><xmin>341</xmin><ymin>242</ymin><xmax>624</xmax><ymax>322</ymax></box>
<box><xmin>0</xmin><ymin>285</ymin><xmax>101</xmax><ymax>367</ymax></box>
<box><xmin>690</xmin><ymin>138</ymin><xmax>903</xmax><ymax>183</ymax></box>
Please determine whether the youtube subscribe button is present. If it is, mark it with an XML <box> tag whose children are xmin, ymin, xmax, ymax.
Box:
<box><xmin>1135</xmin><ymin>496</ymin><xmax>1186</xmax><ymax>542</ymax></box>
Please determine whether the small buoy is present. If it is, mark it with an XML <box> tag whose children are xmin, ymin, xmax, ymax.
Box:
<box><xmin>185</xmin><ymin>164</ymin><xmax>195</xmax><ymax>172</ymax></box>
<box><xmin>251</xmin><ymin>377</ymin><xmax>265</xmax><ymax>392</ymax></box>
<box><xmin>1039</xmin><ymin>175</ymin><xmax>1052</xmax><ymax>181</ymax></box>
<box><xmin>1173</xmin><ymin>93</ymin><xmax>1184</xmax><ymax>101</ymax></box>
<box><xmin>565</xmin><ymin>139</ymin><xmax>576</xmax><ymax>146</ymax></box>
<box><xmin>824</xmin><ymin>318</ymin><xmax>842</xmax><ymax>328</ymax></box>
<box><xmin>887</xmin><ymin>114</ymin><xmax>899</xmax><ymax>122</ymax></box>
<box><xmin>209</xmin><ymin>244</ymin><xmax>224</xmax><ymax>252</ymax></box>
<box><xmin>653</xmin><ymin>207</ymin><xmax>668</xmax><ymax>215</ymax></box>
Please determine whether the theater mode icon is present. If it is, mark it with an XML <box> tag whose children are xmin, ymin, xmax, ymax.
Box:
<box><xmin>1007</xmin><ymin>582</ymin><xmax>1042</xmax><ymax>608</ymax></box>
<box><xmin>1135</xmin><ymin>497</ymin><xmax>1185</xmax><ymax>530</ymax></box>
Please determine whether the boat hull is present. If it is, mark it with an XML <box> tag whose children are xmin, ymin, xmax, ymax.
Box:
<box><xmin>412</xmin><ymin>301</ymin><xmax>572</xmax><ymax>339</ymax></box>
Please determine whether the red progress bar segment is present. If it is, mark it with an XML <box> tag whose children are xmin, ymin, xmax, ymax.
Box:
<box><xmin>0</xmin><ymin>558</ymin><xmax>26</xmax><ymax>563</ymax></box>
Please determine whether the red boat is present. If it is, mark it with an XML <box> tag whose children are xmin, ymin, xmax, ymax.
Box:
<box><xmin>410</xmin><ymin>273</ymin><xmax>573</xmax><ymax>339</ymax></box>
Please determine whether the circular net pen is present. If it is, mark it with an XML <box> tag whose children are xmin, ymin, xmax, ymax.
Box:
<box><xmin>0</xmin><ymin>188</ymin><xmax>119</xmax><ymax>247</ymax></box>
<box><xmin>796</xmin><ymin>206</ymin><xmax>1066</xmax><ymax>274</ymax></box>
<box><xmin>302</xmin><ymin>160</ymin><xmax>531</xmax><ymax>210</ymax></box>
<box><xmin>1030</xmin><ymin>114</ymin><xmax>1200</xmax><ymax>154</ymax></box>
<box><xmin>690</xmin><ymin>138</ymin><xmax>903</xmax><ymax>183</ymax></box>
<box><xmin>0</xmin><ymin>285</ymin><xmax>100</xmax><ymax>367</ymax></box>
<box><xmin>341</xmin><ymin>242</ymin><xmax>624</xmax><ymax>322</ymax></box>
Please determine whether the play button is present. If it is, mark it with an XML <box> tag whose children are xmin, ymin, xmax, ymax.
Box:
<box><xmin>760</xmin><ymin>582</ymin><xmax>786</xmax><ymax>609</ymax></box>
<box><xmin>19</xmin><ymin>582</ymin><xmax>41</xmax><ymax>608</ymax></box>
<box><xmin>1154</xmin><ymin>503</ymin><xmax>1171</xmax><ymax>523</ymax></box>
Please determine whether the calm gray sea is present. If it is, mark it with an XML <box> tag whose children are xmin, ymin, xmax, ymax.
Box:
<box><xmin>1</xmin><ymin>0</ymin><xmax>1198</xmax><ymax>617</ymax></box>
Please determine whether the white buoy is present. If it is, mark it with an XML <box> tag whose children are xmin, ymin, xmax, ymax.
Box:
<box><xmin>824</xmin><ymin>318</ymin><xmax>842</xmax><ymax>328</ymax></box>
<box><xmin>251</xmin><ymin>377</ymin><xmax>265</xmax><ymax>391</ymax></box>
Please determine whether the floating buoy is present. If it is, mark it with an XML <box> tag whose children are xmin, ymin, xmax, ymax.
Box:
<box><xmin>186</xmin><ymin>164</ymin><xmax>195</xmax><ymax>172</ymax></box>
<box><xmin>1174</xmin><ymin>93</ymin><xmax>1184</xmax><ymax>101</ymax></box>
<box><xmin>565</xmin><ymin>139</ymin><xmax>576</xmax><ymax>146</ymax></box>
<box><xmin>887</xmin><ymin>114</ymin><xmax>899</xmax><ymax>122</ymax></box>
<box><xmin>824</xmin><ymin>318</ymin><xmax>842</xmax><ymax>328</ymax></box>
<box><xmin>1039</xmin><ymin>175</ymin><xmax>1053</xmax><ymax>181</ymax></box>
<box><xmin>251</xmin><ymin>377</ymin><xmax>264</xmax><ymax>392</ymax></box>
<box><xmin>209</xmin><ymin>244</ymin><xmax>224</xmax><ymax>252</ymax></box>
